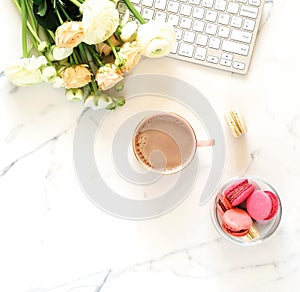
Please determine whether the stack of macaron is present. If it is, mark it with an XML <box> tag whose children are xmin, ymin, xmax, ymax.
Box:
<box><xmin>217</xmin><ymin>178</ymin><xmax>280</xmax><ymax>241</ymax></box>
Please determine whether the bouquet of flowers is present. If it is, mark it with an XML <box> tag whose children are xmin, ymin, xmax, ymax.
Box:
<box><xmin>4</xmin><ymin>0</ymin><xmax>175</xmax><ymax>110</ymax></box>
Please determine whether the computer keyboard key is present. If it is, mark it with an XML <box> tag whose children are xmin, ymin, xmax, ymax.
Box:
<box><xmin>179</xmin><ymin>43</ymin><xmax>194</xmax><ymax>57</ymax></box>
<box><xmin>240</xmin><ymin>5</ymin><xmax>259</xmax><ymax>19</ymax></box>
<box><xmin>196</xmin><ymin>34</ymin><xmax>208</xmax><ymax>46</ymax></box>
<box><xmin>243</xmin><ymin>19</ymin><xmax>256</xmax><ymax>31</ymax></box>
<box><xmin>154</xmin><ymin>0</ymin><xmax>167</xmax><ymax>9</ymax></box>
<box><xmin>222</xmin><ymin>40</ymin><xmax>250</xmax><ymax>56</ymax></box>
<box><xmin>218</xmin><ymin>26</ymin><xmax>230</xmax><ymax>38</ymax></box>
<box><xmin>183</xmin><ymin>31</ymin><xmax>196</xmax><ymax>43</ymax></box>
<box><xmin>220</xmin><ymin>59</ymin><xmax>232</xmax><ymax>66</ymax></box>
<box><xmin>193</xmin><ymin>7</ymin><xmax>205</xmax><ymax>19</ymax></box>
<box><xmin>142</xmin><ymin>8</ymin><xmax>154</xmax><ymax>19</ymax></box>
<box><xmin>202</xmin><ymin>0</ymin><xmax>214</xmax><ymax>8</ymax></box>
<box><xmin>188</xmin><ymin>0</ymin><xmax>200</xmax><ymax>4</ymax></box>
<box><xmin>179</xmin><ymin>17</ymin><xmax>192</xmax><ymax>29</ymax></box>
<box><xmin>231</xmin><ymin>29</ymin><xmax>252</xmax><ymax>44</ymax></box>
<box><xmin>233</xmin><ymin>61</ymin><xmax>246</xmax><ymax>70</ymax></box>
<box><xmin>221</xmin><ymin>52</ymin><xmax>233</xmax><ymax>61</ymax></box>
<box><xmin>142</xmin><ymin>0</ymin><xmax>154</xmax><ymax>7</ymax></box>
<box><xmin>192</xmin><ymin>20</ymin><xmax>205</xmax><ymax>32</ymax></box>
<box><xmin>227</xmin><ymin>2</ymin><xmax>239</xmax><ymax>14</ymax></box>
<box><xmin>214</xmin><ymin>0</ymin><xmax>226</xmax><ymax>11</ymax></box>
<box><xmin>155</xmin><ymin>11</ymin><xmax>167</xmax><ymax>21</ymax></box>
<box><xmin>207</xmin><ymin>55</ymin><xmax>219</xmax><ymax>63</ymax></box>
<box><xmin>230</xmin><ymin>16</ymin><xmax>243</xmax><ymax>28</ymax></box>
<box><xmin>249</xmin><ymin>0</ymin><xmax>261</xmax><ymax>6</ymax></box>
<box><xmin>167</xmin><ymin>1</ymin><xmax>179</xmax><ymax>13</ymax></box>
<box><xmin>194</xmin><ymin>47</ymin><xmax>207</xmax><ymax>60</ymax></box>
<box><xmin>180</xmin><ymin>4</ymin><xmax>192</xmax><ymax>16</ymax></box>
<box><xmin>167</xmin><ymin>14</ymin><xmax>179</xmax><ymax>26</ymax></box>
<box><xmin>205</xmin><ymin>23</ymin><xmax>217</xmax><ymax>35</ymax></box>
<box><xmin>174</xmin><ymin>29</ymin><xmax>183</xmax><ymax>40</ymax></box>
<box><xmin>205</xmin><ymin>10</ymin><xmax>218</xmax><ymax>22</ymax></box>
<box><xmin>208</xmin><ymin>37</ymin><xmax>221</xmax><ymax>49</ymax></box>
<box><xmin>218</xmin><ymin>13</ymin><xmax>230</xmax><ymax>25</ymax></box>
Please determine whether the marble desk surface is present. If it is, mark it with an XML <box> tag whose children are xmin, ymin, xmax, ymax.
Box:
<box><xmin>1</xmin><ymin>0</ymin><xmax>300</xmax><ymax>291</ymax></box>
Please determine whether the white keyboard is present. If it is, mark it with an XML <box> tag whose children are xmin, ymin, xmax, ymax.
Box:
<box><xmin>118</xmin><ymin>0</ymin><xmax>265</xmax><ymax>74</ymax></box>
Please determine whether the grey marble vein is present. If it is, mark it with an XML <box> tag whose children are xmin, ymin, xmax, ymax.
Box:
<box><xmin>0</xmin><ymin>126</ymin><xmax>72</xmax><ymax>178</ymax></box>
<box><xmin>4</xmin><ymin>123</ymin><xmax>24</xmax><ymax>143</ymax></box>
<box><xmin>96</xmin><ymin>270</ymin><xmax>111</xmax><ymax>292</ymax></box>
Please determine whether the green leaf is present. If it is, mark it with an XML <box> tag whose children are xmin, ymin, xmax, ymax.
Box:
<box><xmin>36</xmin><ymin>0</ymin><xmax>47</xmax><ymax>17</ymax></box>
<box><xmin>33</xmin><ymin>0</ymin><xmax>81</xmax><ymax>32</ymax></box>
<box><xmin>33</xmin><ymin>1</ymin><xmax>60</xmax><ymax>31</ymax></box>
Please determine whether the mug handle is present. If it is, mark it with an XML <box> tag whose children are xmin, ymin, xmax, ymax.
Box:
<box><xmin>197</xmin><ymin>139</ymin><xmax>215</xmax><ymax>147</ymax></box>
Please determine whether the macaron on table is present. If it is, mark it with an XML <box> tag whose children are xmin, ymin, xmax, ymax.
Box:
<box><xmin>212</xmin><ymin>177</ymin><xmax>282</xmax><ymax>245</ymax></box>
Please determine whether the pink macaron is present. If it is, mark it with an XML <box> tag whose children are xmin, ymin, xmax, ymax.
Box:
<box><xmin>246</xmin><ymin>190</ymin><xmax>279</xmax><ymax>221</ymax></box>
<box><xmin>224</xmin><ymin>178</ymin><xmax>255</xmax><ymax>206</ymax></box>
<box><xmin>217</xmin><ymin>194</ymin><xmax>232</xmax><ymax>217</ymax></box>
<box><xmin>222</xmin><ymin>208</ymin><xmax>253</xmax><ymax>237</ymax></box>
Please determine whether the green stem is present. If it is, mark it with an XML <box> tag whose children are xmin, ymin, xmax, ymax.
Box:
<box><xmin>86</xmin><ymin>45</ymin><xmax>104</xmax><ymax>67</ymax></box>
<box><xmin>55</xmin><ymin>4</ymin><xmax>64</xmax><ymax>24</ymax></box>
<box><xmin>106</xmin><ymin>38</ymin><xmax>122</xmax><ymax>63</ymax></box>
<box><xmin>20</xmin><ymin>0</ymin><xmax>28</xmax><ymax>57</ymax></box>
<box><xmin>68</xmin><ymin>0</ymin><xmax>83</xmax><ymax>8</ymax></box>
<box><xmin>123</xmin><ymin>0</ymin><xmax>146</xmax><ymax>24</ymax></box>
<box><xmin>59</xmin><ymin>4</ymin><xmax>72</xmax><ymax>21</ymax></box>
<box><xmin>13</xmin><ymin>0</ymin><xmax>43</xmax><ymax>46</ymax></box>
<box><xmin>78</xmin><ymin>44</ymin><xmax>89</xmax><ymax>64</ymax></box>
<box><xmin>90</xmin><ymin>77</ymin><xmax>99</xmax><ymax>94</ymax></box>
<box><xmin>72</xmin><ymin>49</ymin><xmax>81</xmax><ymax>64</ymax></box>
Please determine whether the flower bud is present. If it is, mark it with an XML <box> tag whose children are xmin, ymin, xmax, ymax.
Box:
<box><xmin>120</xmin><ymin>21</ymin><xmax>138</xmax><ymax>42</ymax></box>
<box><xmin>41</xmin><ymin>66</ymin><xmax>57</xmax><ymax>83</ymax></box>
<box><xmin>38</xmin><ymin>41</ymin><xmax>50</xmax><ymax>53</ymax></box>
<box><xmin>65</xmin><ymin>88</ymin><xmax>84</xmax><ymax>101</ymax></box>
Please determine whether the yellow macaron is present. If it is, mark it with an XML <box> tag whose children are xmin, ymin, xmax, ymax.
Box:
<box><xmin>224</xmin><ymin>108</ymin><xmax>247</xmax><ymax>137</ymax></box>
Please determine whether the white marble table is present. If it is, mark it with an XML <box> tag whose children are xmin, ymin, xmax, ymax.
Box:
<box><xmin>1</xmin><ymin>0</ymin><xmax>300</xmax><ymax>291</ymax></box>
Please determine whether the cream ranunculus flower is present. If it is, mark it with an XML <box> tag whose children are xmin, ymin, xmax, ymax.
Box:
<box><xmin>61</xmin><ymin>65</ymin><xmax>92</xmax><ymax>89</ymax></box>
<box><xmin>95</xmin><ymin>64</ymin><xmax>123</xmax><ymax>91</ymax></box>
<box><xmin>5</xmin><ymin>56</ymin><xmax>48</xmax><ymax>86</ymax></box>
<box><xmin>80</xmin><ymin>0</ymin><xmax>119</xmax><ymax>45</ymax></box>
<box><xmin>119</xmin><ymin>42</ymin><xmax>142</xmax><ymax>73</ymax></box>
<box><xmin>136</xmin><ymin>21</ymin><xmax>176</xmax><ymax>58</ymax></box>
<box><xmin>55</xmin><ymin>21</ymin><xmax>84</xmax><ymax>48</ymax></box>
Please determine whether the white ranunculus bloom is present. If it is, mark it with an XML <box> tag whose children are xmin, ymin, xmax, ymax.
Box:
<box><xmin>5</xmin><ymin>56</ymin><xmax>48</xmax><ymax>86</ymax></box>
<box><xmin>52</xmin><ymin>46</ymin><xmax>73</xmax><ymax>60</ymax></box>
<box><xmin>80</xmin><ymin>0</ymin><xmax>119</xmax><ymax>45</ymax></box>
<box><xmin>136</xmin><ymin>21</ymin><xmax>176</xmax><ymax>58</ymax></box>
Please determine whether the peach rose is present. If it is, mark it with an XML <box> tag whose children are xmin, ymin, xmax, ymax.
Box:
<box><xmin>95</xmin><ymin>64</ymin><xmax>123</xmax><ymax>91</ymax></box>
<box><xmin>55</xmin><ymin>21</ymin><xmax>84</xmax><ymax>48</ymax></box>
<box><xmin>119</xmin><ymin>42</ymin><xmax>142</xmax><ymax>73</ymax></box>
<box><xmin>61</xmin><ymin>65</ymin><xmax>92</xmax><ymax>89</ymax></box>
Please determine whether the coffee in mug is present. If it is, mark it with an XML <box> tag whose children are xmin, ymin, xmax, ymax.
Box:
<box><xmin>132</xmin><ymin>112</ymin><xmax>199</xmax><ymax>174</ymax></box>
